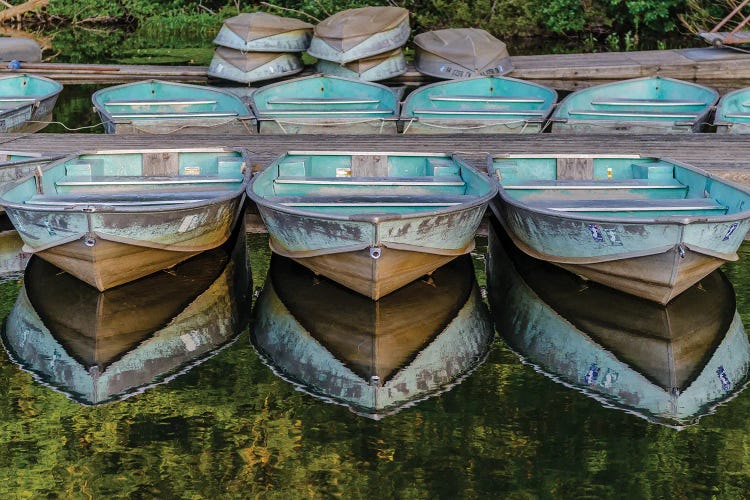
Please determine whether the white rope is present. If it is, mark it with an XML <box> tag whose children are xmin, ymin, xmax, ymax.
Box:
<box><xmin>24</xmin><ymin>120</ymin><xmax>104</xmax><ymax>131</ymax></box>
<box><xmin>406</xmin><ymin>118</ymin><xmax>533</xmax><ymax>132</ymax></box>
<box><xmin>271</xmin><ymin>117</ymin><xmax>391</xmax><ymax>134</ymax></box>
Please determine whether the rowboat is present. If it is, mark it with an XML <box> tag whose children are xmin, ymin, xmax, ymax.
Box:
<box><xmin>401</xmin><ymin>76</ymin><xmax>557</xmax><ymax>134</ymax></box>
<box><xmin>92</xmin><ymin>80</ymin><xmax>255</xmax><ymax>134</ymax></box>
<box><xmin>1</xmin><ymin>229</ymin><xmax>250</xmax><ymax>405</ymax></box>
<box><xmin>207</xmin><ymin>47</ymin><xmax>303</xmax><ymax>84</ymax></box>
<box><xmin>0</xmin><ymin>150</ymin><xmax>65</xmax><ymax>188</ymax></box>
<box><xmin>248</xmin><ymin>151</ymin><xmax>496</xmax><ymax>299</ymax></box>
<box><xmin>251</xmin><ymin>254</ymin><xmax>493</xmax><ymax>418</ymax></box>
<box><xmin>413</xmin><ymin>28</ymin><xmax>513</xmax><ymax>79</ymax></box>
<box><xmin>488</xmin><ymin>153</ymin><xmax>750</xmax><ymax>304</ymax></box>
<box><xmin>550</xmin><ymin>76</ymin><xmax>718</xmax><ymax>133</ymax></box>
<box><xmin>714</xmin><ymin>87</ymin><xmax>750</xmax><ymax>133</ymax></box>
<box><xmin>0</xmin><ymin>74</ymin><xmax>62</xmax><ymax>133</ymax></box>
<box><xmin>315</xmin><ymin>48</ymin><xmax>406</xmax><ymax>82</ymax></box>
<box><xmin>487</xmin><ymin>222</ymin><xmax>749</xmax><ymax>427</ymax></box>
<box><xmin>0</xmin><ymin>147</ymin><xmax>249</xmax><ymax>291</ymax></box>
<box><xmin>250</xmin><ymin>75</ymin><xmax>402</xmax><ymax>134</ymax></box>
<box><xmin>213</xmin><ymin>12</ymin><xmax>313</xmax><ymax>52</ymax></box>
<box><xmin>307</xmin><ymin>6</ymin><xmax>410</xmax><ymax>64</ymax></box>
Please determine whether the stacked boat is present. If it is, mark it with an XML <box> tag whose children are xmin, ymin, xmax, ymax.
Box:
<box><xmin>208</xmin><ymin>12</ymin><xmax>313</xmax><ymax>84</ymax></box>
<box><xmin>309</xmin><ymin>6</ymin><xmax>409</xmax><ymax>81</ymax></box>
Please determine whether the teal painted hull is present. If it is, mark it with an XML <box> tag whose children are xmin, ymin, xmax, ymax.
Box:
<box><xmin>488</xmin><ymin>222</ymin><xmax>750</xmax><ymax>427</ymax></box>
<box><xmin>489</xmin><ymin>154</ymin><xmax>750</xmax><ymax>303</ymax></box>
<box><xmin>551</xmin><ymin>76</ymin><xmax>718</xmax><ymax>133</ymax></box>
<box><xmin>0</xmin><ymin>74</ymin><xmax>62</xmax><ymax>133</ymax></box>
<box><xmin>251</xmin><ymin>75</ymin><xmax>401</xmax><ymax>134</ymax></box>
<box><xmin>1</xmin><ymin>229</ymin><xmax>250</xmax><ymax>405</ymax></box>
<box><xmin>401</xmin><ymin>76</ymin><xmax>557</xmax><ymax>134</ymax></box>
<box><xmin>92</xmin><ymin>80</ymin><xmax>255</xmax><ymax>134</ymax></box>
<box><xmin>251</xmin><ymin>255</ymin><xmax>493</xmax><ymax>418</ymax></box>
<box><xmin>715</xmin><ymin>87</ymin><xmax>750</xmax><ymax>133</ymax></box>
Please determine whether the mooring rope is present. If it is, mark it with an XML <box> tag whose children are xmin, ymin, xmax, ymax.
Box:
<box><xmin>24</xmin><ymin>120</ymin><xmax>105</xmax><ymax>132</ymax></box>
<box><xmin>271</xmin><ymin>117</ymin><xmax>391</xmax><ymax>134</ymax></box>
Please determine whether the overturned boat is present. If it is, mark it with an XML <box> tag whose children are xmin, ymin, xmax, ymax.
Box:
<box><xmin>0</xmin><ymin>74</ymin><xmax>62</xmax><ymax>133</ymax></box>
<box><xmin>414</xmin><ymin>28</ymin><xmax>513</xmax><ymax>79</ymax></box>
<box><xmin>1</xmin><ymin>230</ymin><xmax>250</xmax><ymax>405</ymax></box>
<box><xmin>401</xmin><ymin>76</ymin><xmax>556</xmax><ymax>134</ymax></box>
<box><xmin>307</xmin><ymin>6</ymin><xmax>410</xmax><ymax>64</ymax></box>
<box><xmin>92</xmin><ymin>80</ymin><xmax>255</xmax><ymax>134</ymax></box>
<box><xmin>488</xmin><ymin>221</ymin><xmax>750</xmax><ymax>427</ymax></box>
<box><xmin>213</xmin><ymin>12</ymin><xmax>313</xmax><ymax>52</ymax></box>
<box><xmin>248</xmin><ymin>151</ymin><xmax>496</xmax><ymax>299</ymax></box>
<box><xmin>488</xmin><ymin>153</ymin><xmax>750</xmax><ymax>304</ymax></box>
<box><xmin>550</xmin><ymin>76</ymin><xmax>718</xmax><ymax>133</ymax></box>
<box><xmin>0</xmin><ymin>148</ymin><xmax>249</xmax><ymax>291</ymax></box>
<box><xmin>315</xmin><ymin>48</ymin><xmax>406</xmax><ymax>82</ymax></box>
<box><xmin>251</xmin><ymin>254</ymin><xmax>493</xmax><ymax>418</ymax></box>
<box><xmin>251</xmin><ymin>75</ymin><xmax>401</xmax><ymax>134</ymax></box>
<box><xmin>208</xmin><ymin>47</ymin><xmax>303</xmax><ymax>84</ymax></box>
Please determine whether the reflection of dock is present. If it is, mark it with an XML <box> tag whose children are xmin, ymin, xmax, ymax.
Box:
<box><xmin>3</xmin><ymin>47</ymin><xmax>750</xmax><ymax>91</ymax></box>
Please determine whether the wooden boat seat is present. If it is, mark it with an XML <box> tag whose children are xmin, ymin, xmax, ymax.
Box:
<box><xmin>503</xmin><ymin>179</ymin><xmax>686</xmax><ymax>190</ymax></box>
<box><xmin>412</xmin><ymin>109</ymin><xmax>546</xmax><ymax>116</ymax></box>
<box><xmin>266</xmin><ymin>98</ymin><xmax>380</xmax><ymax>105</ymax></box>
<box><xmin>104</xmin><ymin>99</ymin><xmax>218</xmax><ymax>106</ymax></box>
<box><xmin>590</xmin><ymin>98</ymin><xmax>706</xmax><ymax>107</ymax></box>
<box><xmin>270</xmin><ymin>194</ymin><xmax>473</xmax><ymax>207</ymax></box>
<box><xmin>567</xmin><ymin>110</ymin><xmax>699</xmax><ymax>119</ymax></box>
<box><xmin>274</xmin><ymin>176</ymin><xmax>465</xmax><ymax>186</ymax></box>
<box><xmin>528</xmin><ymin>198</ymin><xmax>727</xmax><ymax>214</ymax></box>
<box><xmin>428</xmin><ymin>95</ymin><xmax>546</xmax><ymax>103</ymax></box>
<box><xmin>109</xmin><ymin>112</ymin><xmax>239</xmax><ymax>119</ymax></box>
<box><xmin>26</xmin><ymin>191</ymin><xmax>227</xmax><ymax>206</ymax></box>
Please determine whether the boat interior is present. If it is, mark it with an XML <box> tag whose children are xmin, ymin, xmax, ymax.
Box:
<box><xmin>251</xmin><ymin>76</ymin><xmax>400</xmax><ymax>118</ymax></box>
<box><xmin>252</xmin><ymin>153</ymin><xmax>493</xmax><ymax>215</ymax></box>
<box><xmin>716</xmin><ymin>88</ymin><xmax>750</xmax><ymax>122</ymax></box>
<box><xmin>492</xmin><ymin>155</ymin><xmax>750</xmax><ymax>218</ymax></box>
<box><xmin>94</xmin><ymin>81</ymin><xmax>250</xmax><ymax>120</ymax></box>
<box><xmin>2</xmin><ymin>150</ymin><xmax>246</xmax><ymax>208</ymax></box>
<box><xmin>401</xmin><ymin>77</ymin><xmax>557</xmax><ymax>120</ymax></box>
<box><xmin>555</xmin><ymin>79</ymin><xmax>717</xmax><ymax>122</ymax></box>
<box><xmin>0</xmin><ymin>74</ymin><xmax>60</xmax><ymax>110</ymax></box>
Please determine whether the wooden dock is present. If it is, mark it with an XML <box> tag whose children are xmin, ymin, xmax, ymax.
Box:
<box><xmin>3</xmin><ymin>46</ymin><xmax>750</xmax><ymax>92</ymax></box>
<box><xmin>3</xmin><ymin>132</ymin><xmax>750</xmax><ymax>184</ymax></box>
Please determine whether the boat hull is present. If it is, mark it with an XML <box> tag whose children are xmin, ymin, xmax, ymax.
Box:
<box><xmin>213</xmin><ymin>26</ymin><xmax>312</xmax><ymax>52</ymax></box>
<box><xmin>103</xmin><ymin>116</ymin><xmax>256</xmax><ymax>134</ymax></box>
<box><xmin>551</xmin><ymin>119</ymin><xmax>703</xmax><ymax>134</ymax></box>
<box><xmin>258</xmin><ymin>202</ymin><xmax>485</xmax><ymax>299</ymax></box>
<box><xmin>307</xmin><ymin>18</ymin><xmax>410</xmax><ymax>64</ymax></box>
<box><xmin>491</xmin><ymin>198</ymin><xmax>749</xmax><ymax>304</ymax></box>
<box><xmin>315</xmin><ymin>52</ymin><xmax>407</xmax><ymax>82</ymax></box>
<box><xmin>403</xmin><ymin>118</ymin><xmax>544</xmax><ymax>134</ymax></box>
<box><xmin>5</xmin><ymin>196</ymin><xmax>243</xmax><ymax>291</ymax></box>
<box><xmin>258</xmin><ymin>118</ymin><xmax>397</xmax><ymax>134</ymax></box>
<box><xmin>207</xmin><ymin>50</ymin><xmax>303</xmax><ymax>84</ymax></box>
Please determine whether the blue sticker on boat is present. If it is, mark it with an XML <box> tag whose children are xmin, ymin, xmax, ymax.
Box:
<box><xmin>588</xmin><ymin>224</ymin><xmax>604</xmax><ymax>242</ymax></box>
<box><xmin>584</xmin><ymin>363</ymin><xmax>600</xmax><ymax>385</ymax></box>
<box><xmin>717</xmin><ymin>366</ymin><xmax>731</xmax><ymax>391</ymax></box>
<box><xmin>723</xmin><ymin>222</ymin><xmax>739</xmax><ymax>241</ymax></box>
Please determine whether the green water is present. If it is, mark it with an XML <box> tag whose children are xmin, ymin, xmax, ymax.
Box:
<box><xmin>0</xmin><ymin>231</ymin><xmax>748</xmax><ymax>498</ymax></box>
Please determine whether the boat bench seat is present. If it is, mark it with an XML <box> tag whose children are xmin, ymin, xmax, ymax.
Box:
<box><xmin>503</xmin><ymin>179</ymin><xmax>686</xmax><ymax>190</ymax></box>
<box><xmin>274</xmin><ymin>176</ymin><xmax>465</xmax><ymax>186</ymax></box>
<box><xmin>567</xmin><ymin>109</ymin><xmax>699</xmax><ymax>119</ymax></box>
<box><xmin>270</xmin><ymin>194</ymin><xmax>473</xmax><ymax>207</ymax></box>
<box><xmin>109</xmin><ymin>111</ymin><xmax>239</xmax><ymax>119</ymax></box>
<box><xmin>266</xmin><ymin>98</ymin><xmax>381</xmax><ymax>105</ymax></box>
<box><xmin>56</xmin><ymin>175</ymin><xmax>242</xmax><ymax>187</ymax></box>
<box><xmin>104</xmin><ymin>99</ymin><xmax>218</xmax><ymax>106</ymax></box>
<box><xmin>257</xmin><ymin>109</ymin><xmax>395</xmax><ymax>116</ymax></box>
<box><xmin>528</xmin><ymin>198</ymin><xmax>727</xmax><ymax>214</ymax></box>
<box><xmin>26</xmin><ymin>191</ymin><xmax>227</xmax><ymax>207</ymax></box>
<box><xmin>412</xmin><ymin>109</ymin><xmax>547</xmax><ymax>117</ymax></box>
<box><xmin>429</xmin><ymin>95</ymin><xmax>546</xmax><ymax>103</ymax></box>
<box><xmin>590</xmin><ymin>98</ymin><xmax>706</xmax><ymax>107</ymax></box>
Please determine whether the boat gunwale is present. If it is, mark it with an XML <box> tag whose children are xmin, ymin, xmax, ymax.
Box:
<box><xmin>92</xmin><ymin>79</ymin><xmax>255</xmax><ymax>124</ymax></box>
<box><xmin>400</xmin><ymin>75</ymin><xmax>558</xmax><ymax>120</ymax></box>
<box><xmin>487</xmin><ymin>153</ymin><xmax>750</xmax><ymax>225</ymax></box>
<box><xmin>0</xmin><ymin>147</ymin><xmax>251</xmax><ymax>214</ymax></box>
<box><xmin>248</xmin><ymin>151</ymin><xmax>497</xmax><ymax>223</ymax></box>
<box><xmin>0</xmin><ymin>73</ymin><xmax>63</xmax><ymax>109</ymax></box>
<box><xmin>714</xmin><ymin>87</ymin><xmax>750</xmax><ymax>126</ymax></box>
<box><xmin>551</xmin><ymin>75</ymin><xmax>719</xmax><ymax>124</ymax></box>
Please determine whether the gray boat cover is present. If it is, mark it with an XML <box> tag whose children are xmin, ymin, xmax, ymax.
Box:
<box><xmin>313</xmin><ymin>6</ymin><xmax>409</xmax><ymax>52</ymax></box>
<box><xmin>223</xmin><ymin>12</ymin><xmax>313</xmax><ymax>42</ymax></box>
<box><xmin>0</xmin><ymin>37</ymin><xmax>42</xmax><ymax>62</ymax></box>
<box><xmin>414</xmin><ymin>28</ymin><xmax>513</xmax><ymax>79</ymax></box>
<box><xmin>213</xmin><ymin>46</ymin><xmax>285</xmax><ymax>71</ymax></box>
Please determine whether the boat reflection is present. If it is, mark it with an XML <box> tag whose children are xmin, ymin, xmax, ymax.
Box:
<box><xmin>488</xmin><ymin>221</ymin><xmax>750</xmax><ymax>427</ymax></box>
<box><xmin>1</xmin><ymin>229</ymin><xmax>251</xmax><ymax>405</ymax></box>
<box><xmin>251</xmin><ymin>254</ymin><xmax>494</xmax><ymax>419</ymax></box>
